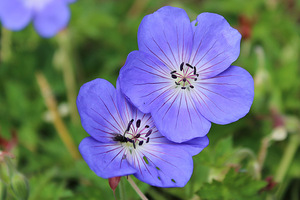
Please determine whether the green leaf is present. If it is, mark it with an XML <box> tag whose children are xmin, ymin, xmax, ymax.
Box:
<box><xmin>198</xmin><ymin>168</ymin><xmax>267</xmax><ymax>200</ymax></box>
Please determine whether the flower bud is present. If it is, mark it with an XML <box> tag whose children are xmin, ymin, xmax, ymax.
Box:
<box><xmin>271</xmin><ymin>126</ymin><xmax>287</xmax><ymax>141</ymax></box>
<box><xmin>10</xmin><ymin>172</ymin><xmax>29</xmax><ymax>200</ymax></box>
<box><xmin>0</xmin><ymin>180</ymin><xmax>7</xmax><ymax>200</ymax></box>
<box><xmin>0</xmin><ymin>154</ymin><xmax>13</xmax><ymax>184</ymax></box>
<box><xmin>108</xmin><ymin>176</ymin><xmax>121</xmax><ymax>192</ymax></box>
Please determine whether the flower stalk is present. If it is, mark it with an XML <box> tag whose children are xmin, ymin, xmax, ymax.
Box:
<box><xmin>275</xmin><ymin>133</ymin><xmax>299</xmax><ymax>198</ymax></box>
<box><xmin>127</xmin><ymin>176</ymin><xmax>148</xmax><ymax>200</ymax></box>
<box><xmin>1</xmin><ymin>28</ymin><xmax>12</xmax><ymax>62</ymax></box>
<box><xmin>118</xmin><ymin>178</ymin><xmax>126</xmax><ymax>200</ymax></box>
<box><xmin>56</xmin><ymin>30</ymin><xmax>80</xmax><ymax>124</ymax></box>
<box><xmin>257</xmin><ymin>136</ymin><xmax>271</xmax><ymax>179</ymax></box>
<box><xmin>36</xmin><ymin>72</ymin><xmax>80</xmax><ymax>160</ymax></box>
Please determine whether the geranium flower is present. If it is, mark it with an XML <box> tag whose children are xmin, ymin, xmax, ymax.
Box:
<box><xmin>77</xmin><ymin>78</ymin><xmax>209</xmax><ymax>187</ymax></box>
<box><xmin>0</xmin><ymin>0</ymin><xmax>75</xmax><ymax>38</ymax></box>
<box><xmin>119</xmin><ymin>6</ymin><xmax>254</xmax><ymax>143</ymax></box>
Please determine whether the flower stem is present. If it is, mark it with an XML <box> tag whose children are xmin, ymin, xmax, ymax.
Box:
<box><xmin>1</xmin><ymin>28</ymin><xmax>12</xmax><ymax>62</ymax></box>
<box><xmin>257</xmin><ymin>137</ymin><xmax>270</xmax><ymax>179</ymax></box>
<box><xmin>275</xmin><ymin>133</ymin><xmax>299</xmax><ymax>197</ymax></box>
<box><xmin>127</xmin><ymin>176</ymin><xmax>148</xmax><ymax>200</ymax></box>
<box><xmin>56</xmin><ymin>30</ymin><xmax>79</xmax><ymax>125</ymax></box>
<box><xmin>118</xmin><ymin>177</ymin><xmax>126</xmax><ymax>200</ymax></box>
<box><xmin>127</xmin><ymin>0</ymin><xmax>149</xmax><ymax>17</ymax></box>
<box><xmin>36</xmin><ymin>72</ymin><xmax>81</xmax><ymax>160</ymax></box>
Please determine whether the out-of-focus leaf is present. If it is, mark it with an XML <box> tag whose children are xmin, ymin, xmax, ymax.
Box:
<box><xmin>198</xmin><ymin>168</ymin><xmax>267</xmax><ymax>200</ymax></box>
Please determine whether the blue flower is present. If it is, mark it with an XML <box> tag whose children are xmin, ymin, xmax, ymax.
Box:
<box><xmin>77</xmin><ymin>78</ymin><xmax>209</xmax><ymax>187</ymax></box>
<box><xmin>119</xmin><ymin>6</ymin><xmax>254</xmax><ymax>143</ymax></box>
<box><xmin>0</xmin><ymin>0</ymin><xmax>75</xmax><ymax>38</ymax></box>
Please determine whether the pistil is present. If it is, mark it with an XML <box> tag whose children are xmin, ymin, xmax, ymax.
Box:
<box><xmin>170</xmin><ymin>62</ymin><xmax>199</xmax><ymax>90</ymax></box>
<box><xmin>114</xmin><ymin>119</ymin><xmax>153</xmax><ymax>149</ymax></box>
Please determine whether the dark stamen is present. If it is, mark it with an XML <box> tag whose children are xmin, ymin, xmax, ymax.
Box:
<box><xmin>181</xmin><ymin>87</ymin><xmax>186</xmax><ymax>89</ymax></box>
<box><xmin>133</xmin><ymin>141</ymin><xmax>136</xmax><ymax>149</ymax></box>
<box><xmin>170</xmin><ymin>70</ymin><xmax>177</xmax><ymax>74</ymax></box>
<box><xmin>186</xmin><ymin>63</ymin><xmax>193</xmax><ymax>68</ymax></box>
<box><xmin>175</xmin><ymin>81</ymin><xmax>180</xmax><ymax>85</ymax></box>
<box><xmin>136</xmin><ymin>119</ymin><xmax>141</xmax><ymax>128</ymax></box>
<box><xmin>146</xmin><ymin>137</ymin><xmax>150</xmax><ymax>143</ymax></box>
<box><xmin>145</xmin><ymin>129</ymin><xmax>152</xmax><ymax>137</ymax></box>
<box><xmin>139</xmin><ymin>140</ymin><xmax>144</xmax><ymax>146</ymax></box>
<box><xmin>171</xmin><ymin>74</ymin><xmax>177</xmax><ymax>79</ymax></box>
<box><xmin>180</xmin><ymin>62</ymin><xmax>184</xmax><ymax>71</ymax></box>
<box><xmin>194</xmin><ymin>78</ymin><xmax>197</xmax><ymax>81</ymax></box>
<box><xmin>126</xmin><ymin>119</ymin><xmax>134</xmax><ymax>132</ymax></box>
<box><xmin>145</xmin><ymin>125</ymin><xmax>149</xmax><ymax>128</ymax></box>
<box><xmin>196</xmin><ymin>74</ymin><xmax>199</xmax><ymax>77</ymax></box>
<box><xmin>190</xmin><ymin>85</ymin><xmax>194</xmax><ymax>89</ymax></box>
<box><xmin>193</xmin><ymin>67</ymin><xmax>197</xmax><ymax>75</ymax></box>
<box><xmin>183</xmin><ymin>78</ymin><xmax>187</xmax><ymax>82</ymax></box>
<box><xmin>135</xmin><ymin>133</ymin><xmax>141</xmax><ymax>138</ymax></box>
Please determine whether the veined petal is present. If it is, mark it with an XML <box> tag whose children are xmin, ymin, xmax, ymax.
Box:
<box><xmin>130</xmin><ymin>144</ymin><xmax>193</xmax><ymax>187</ymax></box>
<box><xmin>77</xmin><ymin>79</ymin><xmax>126</xmax><ymax>143</ymax></box>
<box><xmin>0</xmin><ymin>0</ymin><xmax>32</xmax><ymax>31</ymax></box>
<box><xmin>119</xmin><ymin>50</ymin><xmax>173</xmax><ymax>114</ymax></box>
<box><xmin>33</xmin><ymin>0</ymin><xmax>70</xmax><ymax>38</ymax></box>
<box><xmin>79</xmin><ymin>137</ymin><xmax>137</xmax><ymax>178</ymax></box>
<box><xmin>180</xmin><ymin>136</ymin><xmax>209</xmax><ymax>156</ymax></box>
<box><xmin>116</xmin><ymin>79</ymin><xmax>137</xmax><ymax>124</ymax></box>
<box><xmin>139</xmin><ymin>127</ymin><xmax>209</xmax><ymax>156</ymax></box>
<box><xmin>192</xmin><ymin>65</ymin><xmax>254</xmax><ymax>125</ymax></box>
<box><xmin>151</xmin><ymin>90</ymin><xmax>211</xmax><ymax>142</ymax></box>
<box><xmin>138</xmin><ymin>6</ymin><xmax>193</xmax><ymax>70</ymax></box>
<box><xmin>189</xmin><ymin>13</ymin><xmax>241</xmax><ymax>79</ymax></box>
<box><xmin>63</xmin><ymin>0</ymin><xmax>76</xmax><ymax>3</ymax></box>
<box><xmin>119</xmin><ymin>51</ymin><xmax>211</xmax><ymax>142</ymax></box>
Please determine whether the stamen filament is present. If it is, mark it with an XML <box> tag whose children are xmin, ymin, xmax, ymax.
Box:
<box><xmin>170</xmin><ymin>62</ymin><xmax>198</xmax><ymax>90</ymax></box>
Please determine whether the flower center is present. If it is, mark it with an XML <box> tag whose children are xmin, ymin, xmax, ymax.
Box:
<box><xmin>113</xmin><ymin>119</ymin><xmax>152</xmax><ymax>149</ymax></box>
<box><xmin>170</xmin><ymin>62</ymin><xmax>199</xmax><ymax>90</ymax></box>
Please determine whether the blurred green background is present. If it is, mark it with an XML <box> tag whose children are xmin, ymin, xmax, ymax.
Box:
<box><xmin>0</xmin><ymin>0</ymin><xmax>300</xmax><ymax>199</ymax></box>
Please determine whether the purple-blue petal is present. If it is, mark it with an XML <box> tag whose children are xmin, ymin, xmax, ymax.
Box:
<box><xmin>119</xmin><ymin>50</ymin><xmax>212</xmax><ymax>142</ymax></box>
<box><xmin>77</xmin><ymin>79</ymin><xmax>125</xmax><ymax>143</ymax></box>
<box><xmin>189</xmin><ymin>13</ymin><xmax>241</xmax><ymax>79</ymax></box>
<box><xmin>119</xmin><ymin>50</ymin><xmax>172</xmax><ymax>114</ymax></box>
<box><xmin>115</xmin><ymin>78</ymin><xmax>137</xmax><ymax>124</ymax></box>
<box><xmin>138</xmin><ymin>6</ymin><xmax>193</xmax><ymax>70</ymax></box>
<box><xmin>79</xmin><ymin>137</ymin><xmax>137</xmax><ymax>178</ymax></box>
<box><xmin>33</xmin><ymin>0</ymin><xmax>70</xmax><ymax>38</ymax></box>
<box><xmin>192</xmin><ymin>65</ymin><xmax>254</xmax><ymax>124</ymax></box>
<box><xmin>151</xmin><ymin>91</ymin><xmax>212</xmax><ymax>142</ymax></box>
<box><xmin>63</xmin><ymin>0</ymin><xmax>77</xmax><ymax>3</ymax></box>
<box><xmin>132</xmin><ymin>144</ymin><xmax>193</xmax><ymax>187</ymax></box>
<box><xmin>0</xmin><ymin>0</ymin><xmax>32</xmax><ymax>31</ymax></box>
<box><xmin>180</xmin><ymin>136</ymin><xmax>209</xmax><ymax>156</ymax></box>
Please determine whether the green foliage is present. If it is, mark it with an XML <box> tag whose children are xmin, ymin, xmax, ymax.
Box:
<box><xmin>198</xmin><ymin>168</ymin><xmax>267</xmax><ymax>200</ymax></box>
<box><xmin>0</xmin><ymin>0</ymin><xmax>300</xmax><ymax>199</ymax></box>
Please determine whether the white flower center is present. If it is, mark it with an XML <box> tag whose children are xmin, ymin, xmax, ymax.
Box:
<box><xmin>113</xmin><ymin>118</ymin><xmax>152</xmax><ymax>151</ymax></box>
<box><xmin>170</xmin><ymin>62</ymin><xmax>199</xmax><ymax>90</ymax></box>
